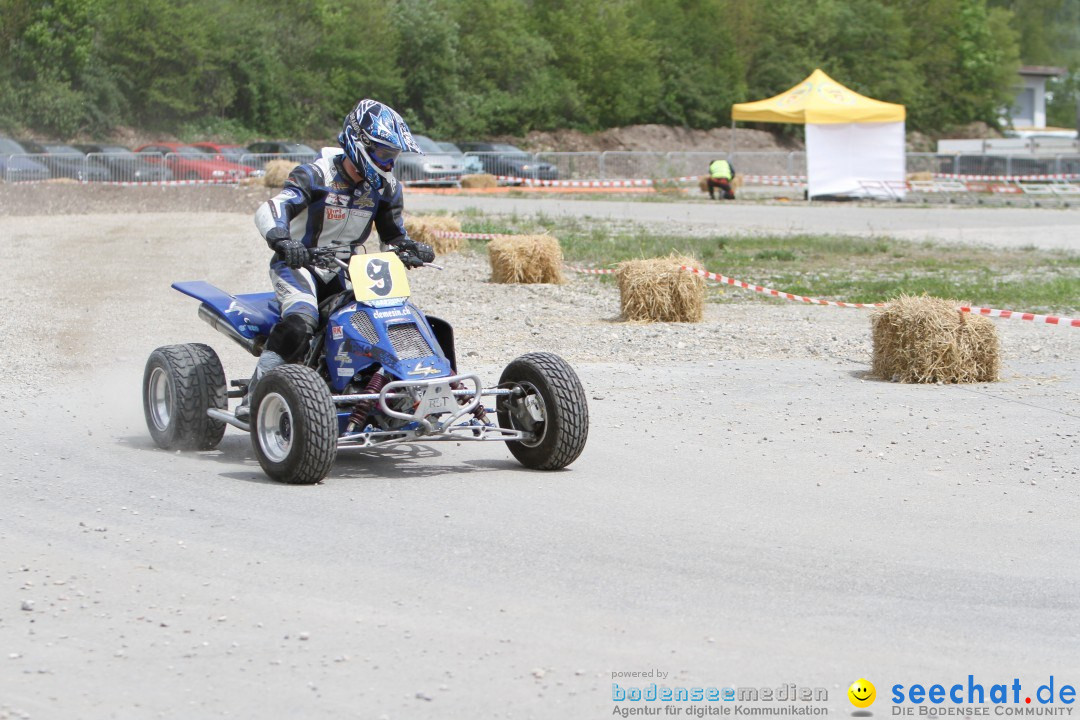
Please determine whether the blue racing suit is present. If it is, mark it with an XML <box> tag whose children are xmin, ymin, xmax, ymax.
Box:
<box><xmin>253</xmin><ymin>147</ymin><xmax>409</xmax><ymax>323</ymax></box>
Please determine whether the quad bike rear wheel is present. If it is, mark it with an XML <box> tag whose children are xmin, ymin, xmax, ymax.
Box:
<box><xmin>497</xmin><ymin>352</ymin><xmax>589</xmax><ymax>470</ymax></box>
<box><xmin>249</xmin><ymin>365</ymin><xmax>337</xmax><ymax>485</ymax></box>
<box><xmin>143</xmin><ymin>343</ymin><xmax>227</xmax><ymax>451</ymax></box>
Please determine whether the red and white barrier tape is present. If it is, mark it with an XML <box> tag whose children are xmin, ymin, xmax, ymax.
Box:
<box><xmin>494</xmin><ymin>175</ymin><xmax>701</xmax><ymax>187</ymax></box>
<box><xmin>565</xmin><ymin>265</ymin><xmax>617</xmax><ymax>276</ymax></box>
<box><xmin>433</xmin><ymin>230</ymin><xmax>519</xmax><ymax>241</ymax></box>
<box><xmin>560</xmin><ymin>261</ymin><xmax>1078</xmax><ymax>327</ymax></box>
<box><xmin>679</xmin><ymin>265</ymin><xmax>883</xmax><ymax>308</ymax></box>
<box><xmin>958</xmin><ymin>305</ymin><xmax>1080</xmax><ymax>328</ymax></box>
<box><xmin>934</xmin><ymin>173</ymin><xmax>1080</xmax><ymax>182</ymax></box>
<box><xmin>741</xmin><ymin>175</ymin><xmax>807</xmax><ymax>186</ymax></box>
<box><xmin>100</xmin><ymin>179</ymin><xmax>247</xmax><ymax>186</ymax></box>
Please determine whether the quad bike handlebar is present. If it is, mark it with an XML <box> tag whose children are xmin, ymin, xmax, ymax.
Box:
<box><xmin>307</xmin><ymin>245</ymin><xmax>442</xmax><ymax>271</ymax></box>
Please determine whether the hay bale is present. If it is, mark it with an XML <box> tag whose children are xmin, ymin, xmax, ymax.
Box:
<box><xmin>461</xmin><ymin>173</ymin><xmax>497</xmax><ymax>189</ymax></box>
<box><xmin>616</xmin><ymin>254</ymin><xmax>705</xmax><ymax>323</ymax></box>
<box><xmin>907</xmin><ymin>171</ymin><xmax>934</xmax><ymax>182</ymax></box>
<box><xmin>871</xmin><ymin>294</ymin><xmax>1000</xmax><ymax>383</ymax></box>
<box><xmin>404</xmin><ymin>215</ymin><xmax>465</xmax><ymax>254</ymax></box>
<box><xmin>263</xmin><ymin>159</ymin><xmax>299</xmax><ymax>188</ymax></box>
<box><xmin>488</xmin><ymin>234</ymin><xmax>564</xmax><ymax>284</ymax></box>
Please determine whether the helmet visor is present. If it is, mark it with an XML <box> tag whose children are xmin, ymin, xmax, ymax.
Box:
<box><xmin>366</xmin><ymin>142</ymin><xmax>401</xmax><ymax>170</ymax></box>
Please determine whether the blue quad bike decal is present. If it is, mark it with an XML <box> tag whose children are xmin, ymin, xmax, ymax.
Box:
<box><xmin>143</xmin><ymin>248</ymin><xmax>589</xmax><ymax>484</ymax></box>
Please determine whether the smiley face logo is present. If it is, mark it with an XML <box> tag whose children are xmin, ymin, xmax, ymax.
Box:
<box><xmin>848</xmin><ymin>679</ymin><xmax>876</xmax><ymax>708</ymax></box>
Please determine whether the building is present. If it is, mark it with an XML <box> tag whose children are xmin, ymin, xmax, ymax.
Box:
<box><xmin>1007</xmin><ymin>65</ymin><xmax>1072</xmax><ymax>138</ymax></box>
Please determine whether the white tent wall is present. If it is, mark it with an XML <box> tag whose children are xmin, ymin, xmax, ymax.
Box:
<box><xmin>805</xmin><ymin>121</ymin><xmax>906</xmax><ymax>199</ymax></box>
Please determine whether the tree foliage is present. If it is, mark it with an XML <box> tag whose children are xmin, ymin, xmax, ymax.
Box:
<box><xmin>0</xmin><ymin>0</ymin><xmax>1071</xmax><ymax>140</ymax></box>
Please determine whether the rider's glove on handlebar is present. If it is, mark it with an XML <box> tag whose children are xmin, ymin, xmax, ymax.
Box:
<box><xmin>391</xmin><ymin>238</ymin><xmax>435</xmax><ymax>268</ymax></box>
<box><xmin>267</xmin><ymin>228</ymin><xmax>311</xmax><ymax>269</ymax></box>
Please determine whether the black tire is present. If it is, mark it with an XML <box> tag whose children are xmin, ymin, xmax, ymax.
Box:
<box><xmin>497</xmin><ymin>352</ymin><xmax>589</xmax><ymax>470</ymax></box>
<box><xmin>249</xmin><ymin>365</ymin><xmax>337</xmax><ymax>485</ymax></box>
<box><xmin>143</xmin><ymin>344</ymin><xmax>227</xmax><ymax>451</ymax></box>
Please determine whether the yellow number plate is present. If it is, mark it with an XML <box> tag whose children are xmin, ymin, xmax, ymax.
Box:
<box><xmin>349</xmin><ymin>252</ymin><xmax>411</xmax><ymax>302</ymax></box>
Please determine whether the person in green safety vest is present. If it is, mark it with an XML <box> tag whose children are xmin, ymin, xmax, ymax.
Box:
<box><xmin>707</xmin><ymin>158</ymin><xmax>736</xmax><ymax>200</ymax></box>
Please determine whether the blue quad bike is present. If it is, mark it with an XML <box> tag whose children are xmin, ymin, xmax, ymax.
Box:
<box><xmin>142</xmin><ymin>248</ymin><xmax>589</xmax><ymax>484</ymax></box>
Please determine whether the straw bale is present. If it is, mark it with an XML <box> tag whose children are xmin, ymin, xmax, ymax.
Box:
<box><xmin>616</xmin><ymin>254</ymin><xmax>705</xmax><ymax>323</ymax></box>
<box><xmin>907</xmin><ymin>171</ymin><xmax>934</xmax><ymax>182</ymax></box>
<box><xmin>871</xmin><ymin>294</ymin><xmax>1000</xmax><ymax>383</ymax></box>
<box><xmin>488</xmin><ymin>234</ymin><xmax>564</xmax><ymax>284</ymax></box>
<box><xmin>404</xmin><ymin>215</ymin><xmax>465</xmax><ymax>254</ymax></box>
<box><xmin>263</xmin><ymin>159</ymin><xmax>299</xmax><ymax>188</ymax></box>
<box><xmin>461</xmin><ymin>173</ymin><xmax>498</xmax><ymax>189</ymax></box>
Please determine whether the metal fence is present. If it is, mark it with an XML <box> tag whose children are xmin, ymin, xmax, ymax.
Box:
<box><xmin>466</xmin><ymin>150</ymin><xmax>807</xmax><ymax>181</ymax></box>
<box><xmin>5</xmin><ymin>150</ymin><xmax>1080</xmax><ymax>184</ymax></box>
<box><xmin>908</xmin><ymin>152</ymin><xmax>1080</xmax><ymax>177</ymax></box>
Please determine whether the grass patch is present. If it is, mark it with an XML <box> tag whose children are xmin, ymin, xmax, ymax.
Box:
<box><xmin>458</xmin><ymin>214</ymin><xmax>1080</xmax><ymax>312</ymax></box>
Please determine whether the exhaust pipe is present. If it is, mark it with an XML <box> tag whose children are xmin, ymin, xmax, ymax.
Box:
<box><xmin>198</xmin><ymin>304</ymin><xmax>258</xmax><ymax>354</ymax></box>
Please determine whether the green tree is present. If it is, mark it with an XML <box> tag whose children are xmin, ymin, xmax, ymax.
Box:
<box><xmin>637</xmin><ymin>0</ymin><xmax>746</xmax><ymax>128</ymax></box>
<box><xmin>893</xmin><ymin>0</ymin><xmax>1020</xmax><ymax>131</ymax></box>
<box><xmin>532</xmin><ymin>0</ymin><xmax>661</xmax><ymax>129</ymax></box>
<box><xmin>449</xmin><ymin>0</ymin><xmax>567</xmax><ymax>136</ymax></box>
<box><xmin>394</xmin><ymin>0</ymin><xmax>463</xmax><ymax>136</ymax></box>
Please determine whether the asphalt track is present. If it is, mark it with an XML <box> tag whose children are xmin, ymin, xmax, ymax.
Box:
<box><xmin>1</xmin><ymin>199</ymin><xmax>1078</xmax><ymax>719</ymax></box>
<box><xmin>410</xmin><ymin>193</ymin><xmax>1080</xmax><ymax>250</ymax></box>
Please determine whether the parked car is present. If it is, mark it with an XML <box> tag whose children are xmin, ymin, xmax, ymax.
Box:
<box><xmin>0</xmin><ymin>137</ymin><xmax>50</xmax><ymax>182</ymax></box>
<box><xmin>135</xmin><ymin>143</ymin><xmax>259</xmax><ymax>181</ymax></box>
<box><xmin>456</xmin><ymin>142</ymin><xmax>559</xmax><ymax>181</ymax></box>
<box><xmin>394</xmin><ymin>134</ymin><xmax>465</xmax><ymax>185</ymax></box>
<box><xmin>246</xmin><ymin>141</ymin><xmax>318</xmax><ymax>162</ymax></box>
<box><xmin>190</xmin><ymin>142</ymin><xmax>254</xmax><ymax>165</ymax></box>
<box><xmin>17</xmin><ymin>140</ymin><xmax>111</xmax><ymax>182</ymax></box>
<box><xmin>75</xmin><ymin>144</ymin><xmax>175</xmax><ymax>182</ymax></box>
<box><xmin>437</xmin><ymin>141</ymin><xmax>485</xmax><ymax>175</ymax></box>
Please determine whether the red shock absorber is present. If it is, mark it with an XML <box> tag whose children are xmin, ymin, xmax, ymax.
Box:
<box><xmin>346</xmin><ymin>370</ymin><xmax>389</xmax><ymax>430</ymax></box>
<box><xmin>451</xmin><ymin>380</ymin><xmax>489</xmax><ymax>422</ymax></box>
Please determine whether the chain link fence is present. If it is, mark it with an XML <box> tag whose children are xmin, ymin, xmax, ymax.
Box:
<box><xmin>4</xmin><ymin>150</ymin><xmax>1080</xmax><ymax>184</ymax></box>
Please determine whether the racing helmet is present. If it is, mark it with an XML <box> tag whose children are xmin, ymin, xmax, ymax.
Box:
<box><xmin>338</xmin><ymin>99</ymin><xmax>421</xmax><ymax>182</ymax></box>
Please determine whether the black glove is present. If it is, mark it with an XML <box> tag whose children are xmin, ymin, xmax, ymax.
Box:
<box><xmin>268</xmin><ymin>229</ymin><xmax>311</xmax><ymax>269</ymax></box>
<box><xmin>392</xmin><ymin>238</ymin><xmax>435</xmax><ymax>268</ymax></box>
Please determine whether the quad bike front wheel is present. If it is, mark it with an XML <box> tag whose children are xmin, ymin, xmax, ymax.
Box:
<box><xmin>143</xmin><ymin>343</ymin><xmax>227</xmax><ymax>451</ymax></box>
<box><xmin>249</xmin><ymin>365</ymin><xmax>337</xmax><ymax>485</ymax></box>
<box><xmin>497</xmin><ymin>352</ymin><xmax>589</xmax><ymax>470</ymax></box>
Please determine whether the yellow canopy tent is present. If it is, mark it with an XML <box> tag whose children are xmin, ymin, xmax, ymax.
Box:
<box><xmin>732</xmin><ymin>69</ymin><xmax>906</xmax><ymax>198</ymax></box>
<box><xmin>732</xmin><ymin>68</ymin><xmax>905</xmax><ymax>125</ymax></box>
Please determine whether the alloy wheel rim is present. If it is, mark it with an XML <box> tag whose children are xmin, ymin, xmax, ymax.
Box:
<box><xmin>257</xmin><ymin>393</ymin><xmax>293</xmax><ymax>462</ymax></box>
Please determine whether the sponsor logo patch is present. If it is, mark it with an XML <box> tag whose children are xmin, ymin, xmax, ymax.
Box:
<box><xmin>326</xmin><ymin>193</ymin><xmax>349</xmax><ymax>206</ymax></box>
<box><xmin>408</xmin><ymin>362</ymin><xmax>442</xmax><ymax>377</ymax></box>
<box><xmin>325</xmin><ymin>207</ymin><xmax>346</xmax><ymax>221</ymax></box>
<box><xmin>331</xmin><ymin>326</ymin><xmax>343</xmax><ymax>340</ymax></box>
<box><xmin>351</xmin><ymin>193</ymin><xmax>375</xmax><ymax>208</ymax></box>
<box><xmin>372</xmin><ymin>307</ymin><xmax>410</xmax><ymax>319</ymax></box>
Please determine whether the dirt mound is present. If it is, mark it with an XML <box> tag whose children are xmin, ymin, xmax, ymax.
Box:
<box><xmin>502</xmin><ymin>124</ymin><xmax>803</xmax><ymax>153</ymax></box>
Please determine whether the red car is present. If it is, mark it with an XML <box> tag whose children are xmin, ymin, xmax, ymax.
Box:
<box><xmin>189</xmin><ymin>142</ymin><xmax>255</xmax><ymax>166</ymax></box>
<box><xmin>135</xmin><ymin>142</ymin><xmax>260</xmax><ymax>181</ymax></box>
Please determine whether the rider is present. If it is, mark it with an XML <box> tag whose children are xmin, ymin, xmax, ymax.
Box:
<box><xmin>237</xmin><ymin>98</ymin><xmax>436</xmax><ymax>419</ymax></box>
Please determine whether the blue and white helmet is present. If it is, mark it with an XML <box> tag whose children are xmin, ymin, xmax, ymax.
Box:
<box><xmin>338</xmin><ymin>99</ymin><xmax>421</xmax><ymax>184</ymax></box>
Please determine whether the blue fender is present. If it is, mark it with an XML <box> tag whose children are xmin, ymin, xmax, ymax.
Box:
<box><xmin>172</xmin><ymin>281</ymin><xmax>280</xmax><ymax>338</ymax></box>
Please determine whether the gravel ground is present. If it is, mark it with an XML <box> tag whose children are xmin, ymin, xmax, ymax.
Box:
<box><xmin>2</xmin><ymin>193</ymin><xmax>1079</xmax><ymax>719</ymax></box>
<box><xmin>0</xmin><ymin>209</ymin><xmax>1076</xmax><ymax>397</ymax></box>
